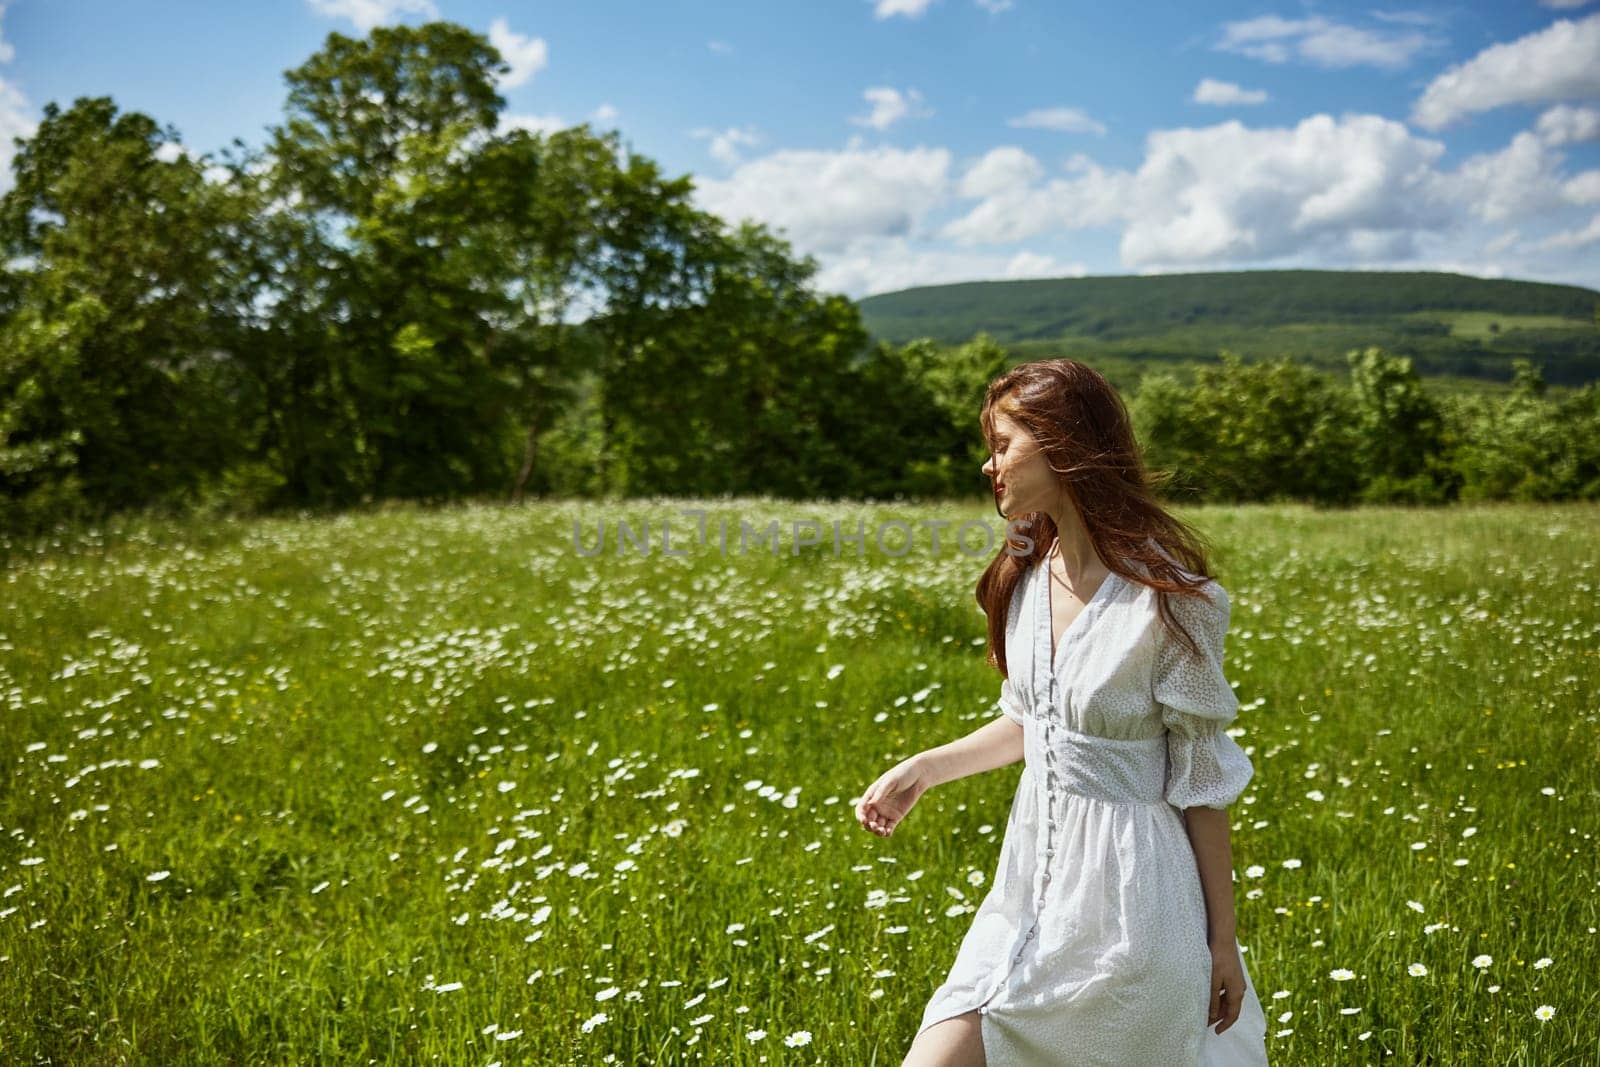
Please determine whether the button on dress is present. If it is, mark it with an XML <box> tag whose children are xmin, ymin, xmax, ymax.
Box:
<box><xmin>915</xmin><ymin>544</ymin><xmax>1270</xmax><ymax>1065</ymax></box>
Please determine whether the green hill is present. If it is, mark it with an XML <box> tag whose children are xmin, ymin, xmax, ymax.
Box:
<box><xmin>853</xmin><ymin>270</ymin><xmax>1600</xmax><ymax>386</ymax></box>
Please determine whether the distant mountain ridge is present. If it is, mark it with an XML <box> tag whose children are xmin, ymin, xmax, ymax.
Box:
<box><xmin>853</xmin><ymin>270</ymin><xmax>1600</xmax><ymax>385</ymax></box>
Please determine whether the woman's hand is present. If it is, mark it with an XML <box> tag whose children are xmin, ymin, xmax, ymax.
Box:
<box><xmin>1207</xmin><ymin>939</ymin><xmax>1246</xmax><ymax>1034</ymax></box>
<box><xmin>855</xmin><ymin>755</ymin><xmax>933</xmax><ymax>837</ymax></box>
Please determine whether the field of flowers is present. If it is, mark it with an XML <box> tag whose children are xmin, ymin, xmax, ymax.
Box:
<box><xmin>2</xmin><ymin>498</ymin><xmax>1596</xmax><ymax>1064</ymax></box>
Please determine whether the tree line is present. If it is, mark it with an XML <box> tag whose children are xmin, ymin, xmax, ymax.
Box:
<box><xmin>2</xmin><ymin>21</ymin><xmax>1597</xmax><ymax>539</ymax></box>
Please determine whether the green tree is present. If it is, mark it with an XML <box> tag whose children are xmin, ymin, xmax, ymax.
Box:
<box><xmin>898</xmin><ymin>332</ymin><xmax>1011</xmax><ymax>496</ymax></box>
<box><xmin>0</xmin><ymin>98</ymin><xmax>248</xmax><ymax>530</ymax></box>
<box><xmin>1128</xmin><ymin>370</ymin><xmax>1208</xmax><ymax>502</ymax></box>
<box><xmin>600</xmin><ymin>219</ymin><xmax>884</xmax><ymax>498</ymax></box>
<box><xmin>1449</xmin><ymin>359</ymin><xmax>1600</xmax><ymax>502</ymax></box>
<box><xmin>1134</xmin><ymin>353</ymin><xmax>1361</xmax><ymax>505</ymax></box>
<box><xmin>215</xmin><ymin>139</ymin><xmax>358</xmax><ymax>509</ymax></box>
<box><xmin>847</xmin><ymin>339</ymin><xmax>963</xmax><ymax>499</ymax></box>
<box><xmin>480</xmin><ymin>127</ymin><xmax>620</xmax><ymax>502</ymax></box>
<box><xmin>1345</xmin><ymin>346</ymin><xmax>1452</xmax><ymax>504</ymax></box>
<box><xmin>580</xmin><ymin>149</ymin><xmax>724</xmax><ymax>495</ymax></box>
<box><xmin>266</xmin><ymin>22</ymin><xmax>521</xmax><ymax>501</ymax></box>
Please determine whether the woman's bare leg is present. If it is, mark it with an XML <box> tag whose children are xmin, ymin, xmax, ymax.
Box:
<box><xmin>901</xmin><ymin>1009</ymin><xmax>986</xmax><ymax>1067</ymax></box>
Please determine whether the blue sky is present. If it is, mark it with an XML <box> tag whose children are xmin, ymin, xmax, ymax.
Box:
<box><xmin>5</xmin><ymin>0</ymin><xmax>1599</xmax><ymax>297</ymax></box>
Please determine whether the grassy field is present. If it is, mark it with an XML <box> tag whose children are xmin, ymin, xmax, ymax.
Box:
<box><xmin>1410</xmin><ymin>311</ymin><xmax>1595</xmax><ymax>342</ymax></box>
<box><xmin>2</xmin><ymin>498</ymin><xmax>1597</xmax><ymax>1064</ymax></box>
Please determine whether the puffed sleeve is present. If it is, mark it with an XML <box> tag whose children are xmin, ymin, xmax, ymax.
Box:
<box><xmin>997</xmin><ymin>673</ymin><xmax>1026</xmax><ymax>725</ymax></box>
<box><xmin>1155</xmin><ymin>580</ymin><xmax>1253</xmax><ymax>810</ymax></box>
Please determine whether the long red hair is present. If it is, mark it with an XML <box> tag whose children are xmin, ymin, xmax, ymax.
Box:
<box><xmin>976</xmin><ymin>358</ymin><xmax>1223</xmax><ymax>678</ymax></box>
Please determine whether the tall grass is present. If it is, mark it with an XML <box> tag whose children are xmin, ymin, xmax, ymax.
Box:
<box><xmin>2</xmin><ymin>498</ymin><xmax>1596</xmax><ymax>1064</ymax></box>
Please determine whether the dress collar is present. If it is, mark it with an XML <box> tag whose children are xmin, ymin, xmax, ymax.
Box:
<box><xmin>1032</xmin><ymin>546</ymin><xmax>1122</xmax><ymax>684</ymax></box>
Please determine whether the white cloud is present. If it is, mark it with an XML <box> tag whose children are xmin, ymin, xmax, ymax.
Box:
<box><xmin>1535</xmin><ymin>103</ymin><xmax>1600</xmax><ymax>145</ymax></box>
<box><xmin>1442</xmin><ymin>130</ymin><xmax>1574</xmax><ymax>223</ymax></box>
<box><xmin>1412</xmin><ymin>14</ymin><xmax>1600</xmax><ymax>130</ymax></box>
<box><xmin>1217</xmin><ymin>15</ymin><xmax>1301</xmax><ymax>63</ymax></box>
<box><xmin>940</xmin><ymin>151</ymin><xmax>1127</xmax><ymax>245</ymax></box>
<box><xmin>690</xmin><ymin>139</ymin><xmax>952</xmax><ymax>256</ymax></box>
<box><xmin>1299</xmin><ymin>23</ymin><xmax>1432</xmax><ymax>68</ymax></box>
<box><xmin>1216</xmin><ymin>14</ymin><xmax>1436</xmax><ymax>69</ymax></box>
<box><xmin>1485</xmin><ymin>228</ymin><xmax>1521</xmax><ymax>254</ymax></box>
<box><xmin>488</xmin><ymin>18</ymin><xmax>548</xmax><ymax>89</ymax></box>
<box><xmin>690</xmin><ymin>75</ymin><xmax>1600</xmax><ymax>295</ymax></box>
<box><xmin>1537</xmin><ymin>212</ymin><xmax>1600</xmax><ymax>249</ymax></box>
<box><xmin>707</xmin><ymin>39</ymin><xmax>733</xmax><ymax>55</ymax></box>
<box><xmin>931</xmin><ymin>109</ymin><xmax>1600</xmax><ymax>288</ymax></box>
<box><xmin>851</xmin><ymin>87</ymin><xmax>932</xmax><ymax>131</ymax></box>
<box><xmin>1565</xmin><ymin>169</ymin><xmax>1600</xmax><ymax>203</ymax></box>
<box><xmin>1006</xmin><ymin>106</ymin><xmax>1106</xmax><ymax>135</ymax></box>
<box><xmin>1001</xmin><ymin>250</ymin><xmax>1083</xmax><ymax>279</ymax></box>
<box><xmin>872</xmin><ymin>0</ymin><xmax>937</xmax><ymax>19</ymax></box>
<box><xmin>304</xmin><ymin>0</ymin><xmax>438</xmax><ymax>32</ymax></box>
<box><xmin>1370</xmin><ymin>10</ymin><xmax>1448</xmax><ymax>27</ymax></box>
<box><xmin>944</xmin><ymin>114</ymin><xmax>1459</xmax><ymax>267</ymax></box>
<box><xmin>1124</xmin><ymin>116</ymin><xmax>1456</xmax><ymax>265</ymax></box>
<box><xmin>481</xmin><ymin>104</ymin><xmax>611</xmax><ymax>143</ymax></box>
<box><xmin>690</xmin><ymin>124</ymin><xmax>763</xmax><ymax>167</ymax></box>
<box><xmin>957</xmin><ymin>146</ymin><xmax>1043</xmax><ymax>198</ymax></box>
<box><xmin>0</xmin><ymin>0</ymin><xmax>13</xmax><ymax>63</ymax></box>
<box><xmin>0</xmin><ymin>4</ymin><xmax>32</xmax><ymax>195</ymax></box>
<box><xmin>1539</xmin><ymin>0</ymin><xmax>1595</xmax><ymax>9</ymax></box>
<box><xmin>0</xmin><ymin>77</ymin><xmax>33</xmax><ymax>195</ymax></box>
<box><xmin>498</xmin><ymin>112</ymin><xmax>567</xmax><ymax>137</ymax></box>
<box><xmin>1192</xmin><ymin>78</ymin><xmax>1269</xmax><ymax>106</ymax></box>
<box><xmin>975</xmin><ymin>0</ymin><xmax>1014</xmax><ymax>12</ymax></box>
<box><xmin>811</xmin><ymin>236</ymin><xmax>1086</xmax><ymax>298</ymax></box>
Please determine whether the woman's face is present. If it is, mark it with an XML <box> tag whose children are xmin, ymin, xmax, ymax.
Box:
<box><xmin>981</xmin><ymin>409</ymin><xmax>1054</xmax><ymax>519</ymax></box>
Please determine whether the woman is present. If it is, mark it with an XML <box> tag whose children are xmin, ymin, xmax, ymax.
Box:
<box><xmin>856</xmin><ymin>359</ymin><xmax>1270</xmax><ymax>1067</ymax></box>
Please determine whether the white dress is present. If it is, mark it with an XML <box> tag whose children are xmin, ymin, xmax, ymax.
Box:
<box><xmin>915</xmin><ymin>545</ymin><xmax>1270</xmax><ymax>1066</ymax></box>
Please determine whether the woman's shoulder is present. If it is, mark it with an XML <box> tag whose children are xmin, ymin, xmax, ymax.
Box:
<box><xmin>1124</xmin><ymin>557</ymin><xmax>1228</xmax><ymax>621</ymax></box>
<box><xmin>1132</xmin><ymin>541</ymin><xmax>1226</xmax><ymax>594</ymax></box>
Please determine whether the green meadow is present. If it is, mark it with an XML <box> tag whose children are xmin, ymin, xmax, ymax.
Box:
<box><xmin>1407</xmin><ymin>311</ymin><xmax>1595</xmax><ymax>342</ymax></box>
<box><xmin>2</xmin><ymin>499</ymin><xmax>1597</xmax><ymax>1065</ymax></box>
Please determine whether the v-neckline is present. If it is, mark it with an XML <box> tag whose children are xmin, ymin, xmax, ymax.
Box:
<box><xmin>1042</xmin><ymin>539</ymin><xmax>1119</xmax><ymax>677</ymax></box>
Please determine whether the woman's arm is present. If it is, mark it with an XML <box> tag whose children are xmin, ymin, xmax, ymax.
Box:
<box><xmin>1181</xmin><ymin>806</ymin><xmax>1238</xmax><ymax>944</ymax></box>
<box><xmin>857</xmin><ymin>715</ymin><xmax>1023</xmax><ymax>837</ymax></box>
<box><xmin>1184</xmin><ymin>805</ymin><xmax>1252</xmax><ymax>1033</ymax></box>
<box><xmin>915</xmin><ymin>715</ymin><xmax>1025</xmax><ymax>788</ymax></box>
